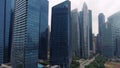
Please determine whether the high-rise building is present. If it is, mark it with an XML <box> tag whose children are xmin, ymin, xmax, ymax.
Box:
<box><xmin>93</xmin><ymin>34</ymin><xmax>96</xmax><ymax>54</ymax></box>
<box><xmin>50</xmin><ymin>1</ymin><xmax>71</xmax><ymax>68</ymax></box>
<box><xmin>11</xmin><ymin>0</ymin><xmax>41</xmax><ymax>68</ymax></box>
<box><xmin>79</xmin><ymin>2</ymin><xmax>90</xmax><ymax>59</ymax></box>
<box><xmin>71</xmin><ymin>9</ymin><xmax>80</xmax><ymax>57</ymax></box>
<box><xmin>115</xmin><ymin>37</ymin><xmax>120</xmax><ymax>57</ymax></box>
<box><xmin>102</xmin><ymin>21</ymin><xmax>112</xmax><ymax>57</ymax></box>
<box><xmin>39</xmin><ymin>0</ymin><xmax>49</xmax><ymax>60</ymax></box>
<box><xmin>89</xmin><ymin>10</ymin><xmax>93</xmax><ymax>51</ymax></box>
<box><xmin>79</xmin><ymin>11</ymin><xmax>83</xmax><ymax>57</ymax></box>
<box><xmin>0</xmin><ymin>0</ymin><xmax>12</xmax><ymax>64</ymax></box>
<box><xmin>99</xmin><ymin>12</ymin><xmax>120</xmax><ymax>58</ymax></box>
<box><xmin>98</xmin><ymin>13</ymin><xmax>105</xmax><ymax>54</ymax></box>
<box><xmin>98</xmin><ymin>13</ymin><xmax>105</xmax><ymax>37</ymax></box>
<box><xmin>107</xmin><ymin>11</ymin><xmax>120</xmax><ymax>57</ymax></box>
<box><xmin>96</xmin><ymin>34</ymin><xmax>101</xmax><ymax>53</ymax></box>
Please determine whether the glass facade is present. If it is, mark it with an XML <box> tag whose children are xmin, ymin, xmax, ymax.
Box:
<box><xmin>89</xmin><ymin>10</ymin><xmax>93</xmax><ymax>51</ymax></box>
<box><xmin>11</xmin><ymin>0</ymin><xmax>40</xmax><ymax>68</ymax></box>
<box><xmin>39</xmin><ymin>0</ymin><xmax>49</xmax><ymax>60</ymax></box>
<box><xmin>98</xmin><ymin>13</ymin><xmax>105</xmax><ymax>54</ymax></box>
<box><xmin>79</xmin><ymin>3</ymin><xmax>90</xmax><ymax>59</ymax></box>
<box><xmin>107</xmin><ymin>12</ymin><xmax>120</xmax><ymax>57</ymax></box>
<box><xmin>0</xmin><ymin>0</ymin><xmax>11</xmax><ymax>64</ymax></box>
<box><xmin>102</xmin><ymin>22</ymin><xmax>113</xmax><ymax>57</ymax></box>
<box><xmin>79</xmin><ymin>11</ymin><xmax>83</xmax><ymax>57</ymax></box>
<box><xmin>100</xmin><ymin>12</ymin><xmax>120</xmax><ymax>58</ymax></box>
<box><xmin>50</xmin><ymin>1</ymin><xmax>71</xmax><ymax>68</ymax></box>
<box><xmin>71</xmin><ymin>9</ymin><xmax>80</xmax><ymax>57</ymax></box>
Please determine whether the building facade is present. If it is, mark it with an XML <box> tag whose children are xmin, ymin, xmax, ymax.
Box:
<box><xmin>79</xmin><ymin>3</ymin><xmax>91</xmax><ymax>59</ymax></box>
<box><xmin>50</xmin><ymin>1</ymin><xmax>71</xmax><ymax>68</ymax></box>
<box><xmin>0</xmin><ymin>0</ymin><xmax>12</xmax><ymax>64</ymax></box>
<box><xmin>102</xmin><ymin>22</ymin><xmax>113</xmax><ymax>57</ymax></box>
<box><xmin>71</xmin><ymin>9</ymin><xmax>80</xmax><ymax>57</ymax></box>
<box><xmin>89</xmin><ymin>10</ymin><xmax>93</xmax><ymax>51</ymax></box>
<box><xmin>107</xmin><ymin>12</ymin><xmax>120</xmax><ymax>57</ymax></box>
<box><xmin>100</xmin><ymin>12</ymin><xmax>120</xmax><ymax>58</ymax></box>
<box><xmin>98</xmin><ymin>13</ymin><xmax>105</xmax><ymax>54</ymax></box>
<box><xmin>39</xmin><ymin>0</ymin><xmax>49</xmax><ymax>60</ymax></box>
<box><xmin>11</xmin><ymin>0</ymin><xmax>41</xmax><ymax>68</ymax></box>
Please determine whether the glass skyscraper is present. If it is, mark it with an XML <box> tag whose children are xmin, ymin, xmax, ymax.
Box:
<box><xmin>11</xmin><ymin>0</ymin><xmax>40</xmax><ymax>68</ymax></box>
<box><xmin>0</xmin><ymin>0</ymin><xmax>11</xmax><ymax>64</ymax></box>
<box><xmin>71</xmin><ymin>9</ymin><xmax>80</xmax><ymax>57</ymax></box>
<box><xmin>79</xmin><ymin>2</ymin><xmax>90</xmax><ymax>59</ymax></box>
<box><xmin>99</xmin><ymin>12</ymin><xmax>120</xmax><ymax>58</ymax></box>
<box><xmin>89</xmin><ymin>10</ymin><xmax>93</xmax><ymax>51</ymax></box>
<box><xmin>107</xmin><ymin>12</ymin><xmax>120</xmax><ymax>57</ymax></box>
<box><xmin>39</xmin><ymin>0</ymin><xmax>49</xmax><ymax>60</ymax></box>
<box><xmin>98</xmin><ymin>13</ymin><xmax>105</xmax><ymax>54</ymax></box>
<box><xmin>50</xmin><ymin>1</ymin><xmax>71</xmax><ymax>68</ymax></box>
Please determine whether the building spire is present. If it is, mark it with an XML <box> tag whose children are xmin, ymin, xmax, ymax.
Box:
<box><xmin>82</xmin><ymin>2</ymin><xmax>88</xmax><ymax>11</ymax></box>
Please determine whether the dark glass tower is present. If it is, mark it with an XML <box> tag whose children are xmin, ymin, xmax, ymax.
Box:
<box><xmin>89</xmin><ymin>10</ymin><xmax>93</xmax><ymax>51</ymax></box>
<box><xmin>39</xmin><ymin>0</ymin><xmax>49</xmax><ymax>60</ymax></box>
<box><xmin>11</xmin><ymin>0</ymin><xmax>40</xmax><ymax>68</ymax></box>
<box><xmin>98</xmin><ymin>13</ymin><xmax>105</xmax><ymax>37</ymax></box>
<box><xmin>50</xmin><ymin>1</ymin><xmax>71</xmax><ymax>68</ymax></box>
<box><xmin>0</xmin><ymin>0</ymin><xmax>11</xmax><ymax>64</ymax></box>
<box><xmin>98</xmin><ymin>13</ymin><xmax>105</xmax><ymax>54</ymax></box>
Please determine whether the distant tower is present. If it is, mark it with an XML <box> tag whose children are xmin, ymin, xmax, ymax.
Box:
<box><xmin>79</xmin><ymin>2</ymin><xmax>91</xmax><ymax>59</ymax></box>
<box><xmin>71</xmin><ymin>9</ymin><xmax>80</xmax><ymax>57</ymax></box>
<box><xmin>98</xmin><ymin>13</ymin><xmax>105</xmax><ymax>37</ymax></box>
<box><xmin>98</xmin><ymin>13</ymin><xmax>105</xmax><ymax>54</ymax></box>
<box><xmin>89</xmin><ymin>10</ymin><xmax>93</xmax><ymax>51</ymax></box>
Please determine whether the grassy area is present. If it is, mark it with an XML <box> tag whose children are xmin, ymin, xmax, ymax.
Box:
<box><xmin>70</xmin><ymin>60</ymin><xmax>80</xmax><ymax>68</ymax></box>
<box><xmin>73</xmin><ymin>56</ymin><xmax>80</xmax><ymax>60</ymax></box>
<box><xmin>85</xmin><ymin>55</ymin><xmax>107</xmax><ymax>68</ymax></box>
<box><xmin>70</xmin><ymin>56</ymin><xmax>80</xmax><ymax>68</ymax></box>
<box><xmin>38</xmin><ymin>61</ymin><xmax>49</xmax><ymax>65</ymax></box>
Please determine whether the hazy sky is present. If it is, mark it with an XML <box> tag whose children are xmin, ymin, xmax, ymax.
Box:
<box><xmin>48</xmin><ymin>0</ymin><xmax>120</xmax><ymax>35</ymax></box>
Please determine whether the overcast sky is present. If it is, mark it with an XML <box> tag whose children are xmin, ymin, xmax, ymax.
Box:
<box><xmin>48</xmin><ymin>0</ymin><xmax>120</xmax><ymax>35</ymax></box>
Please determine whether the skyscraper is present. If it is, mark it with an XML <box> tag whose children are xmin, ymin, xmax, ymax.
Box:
<box><xmin>107</xmin><ymin>11</ymin><xmax>120</xmax><ymax>57</ymax></box>
<box><xmin>98</xmin><ymin>13</ymin><xmax>105</xmax><ymax>54</ymax></box>
<box><xmin>98</xmin><ymin>13</ymin><xmax>105</xmax><ymax>37</ymax></box>
<box><xmin>50</xmin><ymin>1</ymin><xmax>71</xmax><ymax>68</ymax></box>
<box><xmin>89</xmin><ymin>10</ymin><xmax>93</xmax><ymax>51</ymax></box>
<box><xmin>11</xmin><ymin>0</ymin><xmax>41</xmax><ymax>68</ymax></box>
<box><xmin>115</xmin><ymin>37</ymin><xmax>120</xmax><ymax>57</ymax></box>
<box><xmin>71</xmin><ymin>9</ymin><xmax>80</xmax><ymax>57</ymax></box>
<box><xmin>0</xmin><ymin>0</ymin><xmax>12</xmax><ymax>64</ymax></box>
<box><xmin>102</xmin><ymin>21</ymin><xmax>113</xmax><ymax>57</ymax></box>
<box><xmin>79</xmin><ymin>2</ymin><xmax>90</xmax><ymax>59</ymax></box>
<box><xmin>39</xmin><ymin>0</ymin><xmax>49</xmax><ymax>60</ymax></box>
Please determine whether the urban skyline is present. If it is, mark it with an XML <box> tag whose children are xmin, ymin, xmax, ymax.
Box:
<box><xmin>49</xmin><ymin>0</ymin><xmax>120</xmax><ymax>35</ymax></box>
<box><xmin>0</xmin><ymin>0</ymin><xmax>120</xmax><ymax>68</ymax></box>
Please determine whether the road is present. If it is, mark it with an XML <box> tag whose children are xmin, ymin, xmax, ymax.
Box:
<box><xmin>79</xmin><ymin>55</ymin><xmax>98</xmax><ymax>68</ymax></box>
